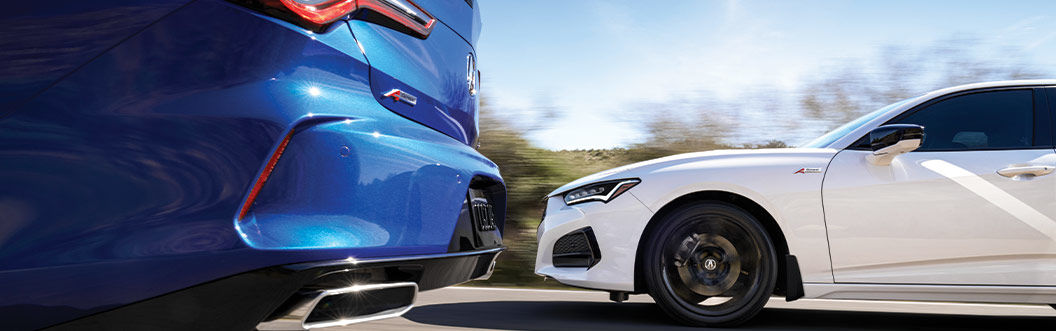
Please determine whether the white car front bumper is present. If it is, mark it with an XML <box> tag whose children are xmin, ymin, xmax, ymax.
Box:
<box><xmin>534</xmin><ymin>193</ymin><xmax>655</xmax><ymax>292</ymax></box>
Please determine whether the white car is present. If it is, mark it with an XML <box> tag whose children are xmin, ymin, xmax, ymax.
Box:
<box><xmin>535</xmin><ymin>80</ymin><xmax>1056</xmax><ymax>326</ymax></box>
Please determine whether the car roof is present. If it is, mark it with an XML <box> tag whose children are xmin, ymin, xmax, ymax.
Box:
<box><xmin>924</xmin><ymin>79</ymin><xmax>1056</xmax><ymax>98</ymax></box>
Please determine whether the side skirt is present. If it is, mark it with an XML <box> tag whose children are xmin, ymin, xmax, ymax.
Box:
<box><xmin>803</xmin><ymin>283</ymin><xmax>1056</xmax><ymax>305</ymax></box>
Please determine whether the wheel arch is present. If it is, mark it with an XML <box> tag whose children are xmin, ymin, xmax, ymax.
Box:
<box><xmin>632</xmin><ymin>190</ymin><xmax>796</xmax><ymax>297</ymax></box>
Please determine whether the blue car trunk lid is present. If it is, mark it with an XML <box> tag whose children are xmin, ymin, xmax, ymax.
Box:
<box><xmin>349</xmin><ymin>18</ymin><xmax>480</xmax><ymax>146</ymax></box>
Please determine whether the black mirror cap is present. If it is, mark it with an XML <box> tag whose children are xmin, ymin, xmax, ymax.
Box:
<box><xmin>869</xmin><ymin>124</ymin><xmax>924</xmax><ymax>151</ymax></box>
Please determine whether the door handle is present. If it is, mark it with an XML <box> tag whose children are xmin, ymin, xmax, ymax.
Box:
<box><xmin>997</xmin><ymin>165</ymin><xmax>1056</xmax><ymax>178</ymax></box>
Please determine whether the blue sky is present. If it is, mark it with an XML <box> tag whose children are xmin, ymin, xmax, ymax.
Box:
<box><xmin>476</xmin><ymin>0</ymin><xmax>1056</xmax><ymax>150</ymax></box>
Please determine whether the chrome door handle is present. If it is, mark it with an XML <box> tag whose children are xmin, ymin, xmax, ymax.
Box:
<box><xmin>997</xmin><ymin>165</ymin><xmax>1056</xmax><ymax>178</ymax></box>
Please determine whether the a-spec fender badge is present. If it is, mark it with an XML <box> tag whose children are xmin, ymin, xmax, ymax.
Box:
<box><xmin>383</xmin><ymin>89</ymin><xmax>417</xmax><ymax>106</ymax></box>
<box><xmin>793</xmin><ymin>167</ymin><xmax>823</xmax><ymax>174</ymax></box>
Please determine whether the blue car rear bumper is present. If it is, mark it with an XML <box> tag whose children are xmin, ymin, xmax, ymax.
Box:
<box><xmin>0</xmin><ymin>1</ymin><xmax>501</xmax><ymax>329</ymax></box>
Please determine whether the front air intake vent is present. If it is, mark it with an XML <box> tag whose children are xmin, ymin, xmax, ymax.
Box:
<box><xmin>552</xmin><ymin>227</ymin><xmax>601</xmax><ymax>268</ymax></box>
<box><xmin>553</xmin><ymin>232</ymin><xmax>590</xmax><ymax>255</ymax></box>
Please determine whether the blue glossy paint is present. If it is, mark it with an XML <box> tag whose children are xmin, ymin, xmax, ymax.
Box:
<box><xmin>414</xmin><ymin>0</ymin><xmax>482</xmax><ymax>45</ymax></box>
<box><xmin>352</xmin><ymin>18</ymin><xmax>480</xmax><ymax>145</ymax></box>
<box><xmin>0</xmin><ymin>0</ymin><xmax>498</xmax><ymax>329</ymax></box>
<box><xmin>0</xmin><ymin>0</ymin><xmax>189</xmax><ymax>110</ymax></box>
<box><xmin>242</xmin><ymin>118</ymin><xmax>496</xmax><ymax>251</ymax></box>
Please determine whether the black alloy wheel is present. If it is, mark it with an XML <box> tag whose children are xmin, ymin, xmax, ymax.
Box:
<box><xmin>642</xmin><ymin>202</ymin><xmax>777</xmax><ymax>327</ymax></box>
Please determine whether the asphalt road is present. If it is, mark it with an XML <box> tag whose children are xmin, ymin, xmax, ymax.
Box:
<box><xmin>346</xmin><ymin>286</ymin><xmax>1055</xmax><ymax>330</ymax></box>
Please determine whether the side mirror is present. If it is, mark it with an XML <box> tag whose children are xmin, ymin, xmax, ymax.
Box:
<box><xmin>866</xmin><ymin>124</ymin><xmax>924</xmax><ymax>166</ymax></box>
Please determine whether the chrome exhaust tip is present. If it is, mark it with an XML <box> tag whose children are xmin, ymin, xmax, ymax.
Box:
<box><xmin>475</xmin><ymin>258</ymin><xmax>498</xmax><ymax>281</ymax></box>
<box><xmin>258</xmin><ymin>282</ymin><xmax>418</xmax><ymax>330</ymax></box>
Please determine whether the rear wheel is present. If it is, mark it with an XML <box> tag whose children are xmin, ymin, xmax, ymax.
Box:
<box><xmin>641</xmin><ymin>202</ymin><xmax>777</xmax><ymax>327</ymax></box>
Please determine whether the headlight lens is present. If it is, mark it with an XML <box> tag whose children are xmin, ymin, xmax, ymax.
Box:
<box><xmin>563</xmin><ymin>179</ymin><xmax>640</xmax><ymax>205</ymax></box>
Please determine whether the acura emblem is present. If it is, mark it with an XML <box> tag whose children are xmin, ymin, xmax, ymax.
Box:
<box><xmin>466</xmin><ymin>53</ymin><xmax>478</xmax><ymax>96</ymax></box>
<box><xmin>704</xmin><ymin>258</ymin><xmax>718</xmax><ymax>271</ymax></box>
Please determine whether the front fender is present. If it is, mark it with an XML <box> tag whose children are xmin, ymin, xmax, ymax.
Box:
<box><xmin>629</xmin><ymin>151</ymin><xmax>836</xmax><ymax>283</ymax></box>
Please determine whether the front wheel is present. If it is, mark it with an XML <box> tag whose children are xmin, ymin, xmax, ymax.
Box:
<box><xmin>641</xmin><ymin>202</ymin><xmax>777</xmax><ymax>327</ymax></box>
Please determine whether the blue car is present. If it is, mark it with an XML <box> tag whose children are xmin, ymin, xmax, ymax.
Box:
<box><xmin>0</xmin><ymin>0</ymin><xmax>503</xmax><ymax>329</ymax></box>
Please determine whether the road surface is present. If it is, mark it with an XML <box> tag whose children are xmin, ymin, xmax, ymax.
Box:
<box><xmin>345</xmin><ymin>286</ymin><xmax>1055</xmax><ymax>330</ymax></box>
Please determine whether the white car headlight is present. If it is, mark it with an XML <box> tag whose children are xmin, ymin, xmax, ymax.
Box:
<box><xmin>562</xmin><ymin>179</ymin><xmax>640</xmax><ymax>205</ymax></box>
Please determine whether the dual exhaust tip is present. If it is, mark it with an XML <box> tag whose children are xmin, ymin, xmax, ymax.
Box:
<box><xmin>258</xmin><ymin>282</ymin><xmax>418</xmax><ymax>330</ymax></box>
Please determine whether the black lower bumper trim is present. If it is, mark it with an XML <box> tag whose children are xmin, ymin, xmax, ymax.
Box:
<box><xmin>47</xmin><ymin>249</ymin><xmax>502</xmax><ymax>331</ymax></box>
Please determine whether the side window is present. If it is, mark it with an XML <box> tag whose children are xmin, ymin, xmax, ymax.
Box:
<box><xmin>1049</xmin><ymin>88</ymin><xmax>1056</xmax><ymax>140</ymax></box>
<box><xmin>895</xmin><ymin>89</ymin><xmax>1034</xmax><ymax>151</ymax></box>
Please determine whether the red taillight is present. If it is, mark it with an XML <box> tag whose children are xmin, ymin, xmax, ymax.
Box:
<box><xmin>356</xmin><ymin>0</ymin><xmax>436</xmax><ymax>37</ymax></box>
<box><xmin>275</xmin><ymin>0</ymin><xmax>436</xmax><ymax>37</ymax></box>
<box><xmin>239</xmin><ymin>130</ymin><xmax>294</xmax><ymax>220</ymax></box>
<box><xmin>279</xmin><ymin>0</ymin><xmax>357</xmax><ymax>24</ymax></box>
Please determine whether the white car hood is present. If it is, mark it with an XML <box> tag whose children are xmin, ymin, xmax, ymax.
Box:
<box><xmin>547</xmin><ymin>148</ymin><xmax>838</xmax><ymax>196</ymax></box>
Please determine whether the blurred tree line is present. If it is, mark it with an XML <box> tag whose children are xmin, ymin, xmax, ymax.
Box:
<box><xmin>472</xmin><ymin>38</ymin><xmax>1047</xmax><ymax>287</ymax></box>
<box><xmin>472</xmin><ymin>97</ymin><xmax>794</xmax><ymax>287</ymax></box>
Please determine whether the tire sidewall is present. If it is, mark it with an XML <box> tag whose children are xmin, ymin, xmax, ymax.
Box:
<box><xmin>642</xmin><ymin>201</ymin><xmax>778</xmax><ymax>327</ymax></box>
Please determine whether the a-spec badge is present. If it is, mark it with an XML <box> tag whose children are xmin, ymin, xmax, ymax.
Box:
<box><xmin>383</xmin><ymin>89</ymin><xmax>417</xmax><ymax>106</ymax></box>
<box><xmin>793</xmin><ymin>167</ymin><xmax>823</xmax><ymax>174</ymax></box>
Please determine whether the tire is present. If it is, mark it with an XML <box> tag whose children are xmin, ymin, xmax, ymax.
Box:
<box><xmin>641</xmin><ymin>202</ymin><xmax>778</xmax><ymax>327</ymax></box>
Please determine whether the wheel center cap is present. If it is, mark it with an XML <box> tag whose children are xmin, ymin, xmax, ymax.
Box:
<box><xmin>703</xmin><ymin>258</ymin><xmax>718</xmax><ymax>271</ymax></box>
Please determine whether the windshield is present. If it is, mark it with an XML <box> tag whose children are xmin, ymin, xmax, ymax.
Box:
<box><xmin>800</xmin><ymin>98</ymin><xmax>914</xmax><ymax>148</ymax></box>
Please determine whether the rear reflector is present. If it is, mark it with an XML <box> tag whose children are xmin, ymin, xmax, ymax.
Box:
<box><xmin>239</xmin><ymin>130</ymin><xmax>294</xmax><ymax>220</ymax></box>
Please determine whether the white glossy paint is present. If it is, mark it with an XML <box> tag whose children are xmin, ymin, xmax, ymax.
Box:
<box><xmin>824</xmin><ymin>150</ymin><xmax>1056</xmax><ymax>285</ymax></box>
<box><xmin>535</xmin><ymin>80</ymin><xmax>1056</xmax><ymax>305</ymax></box>
<box><xmin>921</xmin><ymin>159</ymin><xmax>1056</xmax><ymax>241</ymax></box>
<box><xmin>535</xmin><ymin>194</ymin><xmax>654</xmax><ymax>291</ymax></box>
<box><xmin>536</xmin><ymin>148</ymin><xmax>839</xmax><ymax>289</ymax></box>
